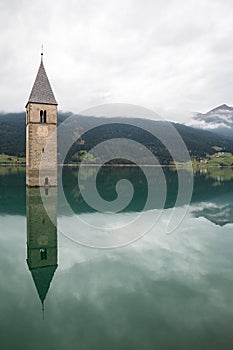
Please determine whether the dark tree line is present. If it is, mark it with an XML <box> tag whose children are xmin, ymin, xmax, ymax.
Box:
<box><xmin>0</xmin><ymin>112</ymin><xmax>233</xmax><ymax>163</ymax></box>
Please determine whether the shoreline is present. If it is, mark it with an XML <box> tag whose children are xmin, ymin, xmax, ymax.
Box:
<box><xmin>0</xmin><ymin>163</ymin><xmax>233</xmax><ymax>168</ymax></box>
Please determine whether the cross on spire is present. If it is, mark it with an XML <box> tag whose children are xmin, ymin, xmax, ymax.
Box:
<box><xmin>42</xmin><ymin>302</ymin><xmax>45</xmax><ymax>321</ymax></box>
<box><xmin>41</xmin><ymin>45</ymin><xmax>43</xmax><ymax>61</ymax></box>
<box><xmin>26</xmin><ymin>49</ymin><xmax>58</xmax><ymax>106</ymax></box>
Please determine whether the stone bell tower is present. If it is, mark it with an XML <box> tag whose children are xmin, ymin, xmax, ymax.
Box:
<box><xmin>26</xmin><ymin>52</ymin><xmax>58</xmax><ymax>187</ymax></box>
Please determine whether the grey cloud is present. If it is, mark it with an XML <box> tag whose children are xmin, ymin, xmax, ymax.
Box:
<box><xmin>0</xmin><ymin>0</ymin><xmax>233</xmax><ymax>122</ymax></box>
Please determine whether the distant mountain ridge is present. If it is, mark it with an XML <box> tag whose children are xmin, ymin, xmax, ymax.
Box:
<box><xmin>189</xmin><ymin>104</ymin><xmax>233</xmax><ymax>138</ymax></box>
<box><xmin>0</xmin><ymin>112</ymin><xmax>70</xmax><ymax>157</ymax></box>
<box><xmin>0</xmin><ymin>111</ymin><xmax>233</xmax><ymax>163</ymax></box>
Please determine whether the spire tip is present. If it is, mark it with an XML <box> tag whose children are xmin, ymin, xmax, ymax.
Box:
<box><xmin>42</xmin><ymin>302</ymin><xmax>45</xmax><ymax>320</ymax></box>
<box><xmin>41</xmin><ymin>45</ymin><xmax>43</xmax><ymax>61</ymax></box>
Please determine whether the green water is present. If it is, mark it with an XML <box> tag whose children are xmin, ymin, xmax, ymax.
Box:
<box><xmin>0</xmin><ymin>166</ymin><xmax>233</xmax><ymax>350</ymax></box>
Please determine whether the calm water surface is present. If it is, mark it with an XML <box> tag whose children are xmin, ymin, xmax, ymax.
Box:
<box><xmin>0</xmin><ymin>166</ymin><xmax>233</xmax><ymax>350</ymax></box>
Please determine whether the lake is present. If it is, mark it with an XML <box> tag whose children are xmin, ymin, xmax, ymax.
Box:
<box><xmin>0</xmin><ymin>166</ymin><xmax>233</xmax><ymax>350</ymax></box>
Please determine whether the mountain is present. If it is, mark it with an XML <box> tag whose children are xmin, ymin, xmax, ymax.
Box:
<box><xmin>0</xmin><ymin>111</ymin><xmax>233</xmax><ymax>163</ymax></box>
<box><xmin>61</xmin><ymin>115</ymin><xmax>233</xmax><ymax>164</ymax></box>
<box><xmin>189</xmin><ymin>104</ymin><xmax>233</xmax><ymax>138</ymax></box>
<box><xmin>192</xmin><ymin>191</ymin><xmax>233</xmax><ymax>226</ymax></box>
<box><xmin>0</xmin><ymin>112</ymin><xmax>70</xmax><ymax>157</ymax></box>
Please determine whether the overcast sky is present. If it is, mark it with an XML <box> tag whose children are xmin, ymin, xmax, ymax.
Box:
<box><xmin>0</xmin><ymin>0</ymin><xmax>233</xmax><ymax>122</ymax></box>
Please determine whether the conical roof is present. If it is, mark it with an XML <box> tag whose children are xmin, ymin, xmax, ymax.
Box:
<box><xmin>30</xmin><ymin>265</ymin><xmax>57</xmax><ymax>304</ymax></box>
<box><xmin>27</xmin><ymin>58</ymin><xmax>58</xmax><ymax>106</ymax></box>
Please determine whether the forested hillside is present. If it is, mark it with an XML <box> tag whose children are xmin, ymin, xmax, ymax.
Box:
<box><xmin>0</xmin><ymin>112</ymin><xmax>233</xmax><ymax>163</ymax></box>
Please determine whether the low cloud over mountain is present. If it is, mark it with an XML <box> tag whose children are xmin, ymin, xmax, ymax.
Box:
<box><xmin>188</xmin><ymin>104</ymin><xmax>233</xmax><ymax>138</ymax></box>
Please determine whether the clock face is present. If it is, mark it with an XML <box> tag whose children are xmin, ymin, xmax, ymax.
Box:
<box><xmin>37</xmin><ymin>126</ymin><xmax>48</xmax><ymax>137</ymax></box>
<box><xmin>38</xmin><ymin>234</ymin><xmax>49</xmax><ymax>245</ymax></box>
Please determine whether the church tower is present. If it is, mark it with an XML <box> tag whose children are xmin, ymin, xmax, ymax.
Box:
<box><xmin>26</xmin><ymin>52</ymin><xmax>58</xmax><ymax>187</ymax></box>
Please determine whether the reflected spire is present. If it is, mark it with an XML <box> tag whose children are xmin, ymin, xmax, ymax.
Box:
<box><xmin>26</xmin><ymin>187</ymin><xmax>58</xmax><ymax>319</ymax></box>
<box><xmin>42</xmin><ymin>302</ymin><xmax>44</xmax><ymax>320</ymax></box>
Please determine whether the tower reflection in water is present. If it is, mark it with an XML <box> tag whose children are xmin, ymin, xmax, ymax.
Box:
<box><xmin>26</xmin><ymin>187</ymin><xmax>58</xmax><ymax>318</ymax></box>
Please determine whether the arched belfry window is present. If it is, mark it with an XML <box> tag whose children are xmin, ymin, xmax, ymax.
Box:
<box><xmin>40</xmin><ymin>110</ymin><xmax>43</xmax><ymax>123</ymax></box>
<box><xmin>40</xmin><ymin>110</ymin><xmax>47</xmax><ymax>123</ymax></box>
<box><xmin>44</xmin><ymin>177</ymin><xmax>49</xmax><ymax>186</ymax></box>
<box><xmin>40</xmin><ymin>248</ymin><xmax>47</xmax><ymax>260</ymax></box>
